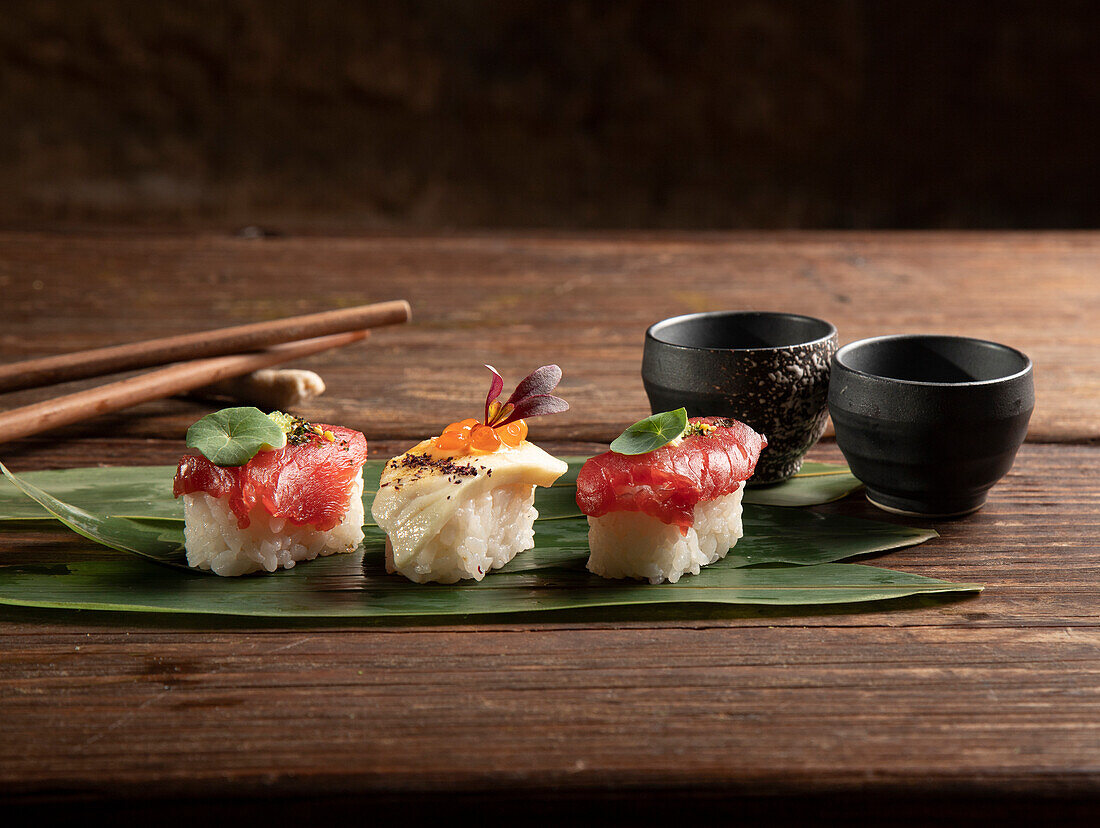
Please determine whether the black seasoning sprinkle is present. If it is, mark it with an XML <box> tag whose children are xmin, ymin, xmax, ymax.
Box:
<box><xmin>395</xmin><ymin>453</ymin><xmax>478</xmax><ymax>478</ymax></box>
<box><xmin>282</xmin><ymin>415</ymin><xmax>322</xmax><ymax>445</ymax></box>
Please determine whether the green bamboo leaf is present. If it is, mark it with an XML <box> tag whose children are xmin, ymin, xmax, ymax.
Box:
<box><xmin>0</xmin><ymin>553</ymin><xmax>979</xmax><ymax>618</ymax></box>
<box><xmin>0</xmin><ymin>465</ymin><xmax>183</xmax><ymax>521</ymax></box>
<box><xmin>0</xmin><ymin>461</ymin><xmax>188</xmax><ymax>570</ymax></box>
<box><xmin>0</xmin><ymin>461</ymin><xmax>974</xmax><ymax>616</ymax></box>
<box><xmin>745</xmin><ymin>461</ymin><xmax>863</xmax><ymax>507</ymax></box>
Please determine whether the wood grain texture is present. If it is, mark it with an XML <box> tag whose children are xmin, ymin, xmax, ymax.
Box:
<box><xmin>1</xmin><ymin>232</ymin><xmax>1096</xmax><ymax>443</ymax></box>
<box><xmin>0</xmin><ymin>232</ymin><xmax>1098</xmax><ymax>814</ymax></box>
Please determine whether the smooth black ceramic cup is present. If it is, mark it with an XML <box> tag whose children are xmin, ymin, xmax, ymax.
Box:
<box><xmin>829</xmin><ymin>335</ymin><xmax>1034</xmax><ymax>517</ymax></box>
<box><xmin>642</xmin><ymin>311</ymin><xmax>838</xmax><ymax>484</ymax></box>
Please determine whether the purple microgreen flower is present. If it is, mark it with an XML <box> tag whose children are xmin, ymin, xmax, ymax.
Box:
<box><xmin>483</xmin><ymin>364</ymin><xmax>504</xmax><ymax>425</ymax></box>
<box><xmin>505</xmin><ymin>364</ymin><xmax>563</xmax><ymax>407</ymax></box>
<box><xmin>482</xmin><ymin>364</ymin><xmax>570</xmax><ymax>427</ymax></box>
<box><xmin>498</xmin><ymin>393</ymin><xmax>570</xmax><ymax>426</ymax></box>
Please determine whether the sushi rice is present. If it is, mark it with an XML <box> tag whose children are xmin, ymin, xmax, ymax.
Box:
<box><xmin>182</xmin><ymin>475</ymin><xmax>365</xmax><ymax>576</ymax></box>
<box><xmin>585</xmin><ymin>484</ymin><xmax>745</xmax><ymax>584</ymax></box>
<box><xmin>383</xmin><ymin>482</ymin><xmax>536</xmax><ymax>584</ymax></box>
<box><xmin>372</xmin><ymin>440</ymin><xmax>567</xmax><ymax>584</ymax></box>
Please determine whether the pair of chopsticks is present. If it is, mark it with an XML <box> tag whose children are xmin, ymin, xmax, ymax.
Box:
<box><xmin>0</xmin><ymin>300</ymin><xmax>411</xmax><ymax>444</ymax></box>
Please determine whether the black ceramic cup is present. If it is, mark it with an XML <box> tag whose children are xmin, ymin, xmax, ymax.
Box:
<box><xmin>829</xmin><ymin>335</ymin><xmax>1034</xmax><ymax>517</ymax></box>
<box><xmin>642</xmin><ymin>311</ymin><xmax>838</xmax><ymax>484</ymax></box>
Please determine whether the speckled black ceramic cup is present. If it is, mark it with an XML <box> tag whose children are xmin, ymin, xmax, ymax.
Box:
<box><xmin>829</xmin><ymin>335</ymin><xmax>1034</xmax><ymax>517</ymax></box>
<box><xmin>642</xmin><ymin>311</ymin><xmax>838</xmax><ymax>485</ymax></box>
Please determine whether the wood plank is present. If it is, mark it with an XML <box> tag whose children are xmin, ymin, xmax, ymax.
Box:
<box><xmin>1</xmin><ymin>231</ymin><xmax>1096</xmax><ymax>443</ymax></box>
<box><xmin>1</xmin><ymin>231</ymin><xmax>1097</xmax><ymax>811</ymax></box>
<box><xmin>2</xmin><ymin>623</ymin><xmax>1099</xmax><ymax>798</ymax></box>
<box><xmin>0</xmin><ymin>442</ymin><xmax>1097</xmax><ymax>802</ymax></box>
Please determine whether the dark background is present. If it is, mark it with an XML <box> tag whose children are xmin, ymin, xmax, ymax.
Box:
<box><xmin>3</xmin><ymin>0</ymin><xmax>1098</xmax><ymax>230</ymax></box>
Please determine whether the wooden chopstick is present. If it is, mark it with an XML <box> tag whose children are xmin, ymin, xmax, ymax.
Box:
<box><xmin>0</xmin><ymin>300</ymin><xmax>410</xmax><ymax>394</ymax></box>
<box><xmin>0</xmin><ymin>331</ymin><xmax>368</xmax><ymax>445</ymax></box>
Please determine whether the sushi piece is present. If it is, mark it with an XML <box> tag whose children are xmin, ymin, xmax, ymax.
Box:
<box><xmin>371</xmin><ymin>365</ymin><xmax>569</xmax><ymax>583</ymax></box>
<box><xmin>173</xmin><ymin>408</ymin><xmax>368</xmax><ymax>576</ymax></box>
<box><xmin>576</xmin><ymin>413</ymin><xmax>766</xmax><ymax>584</ymax></box>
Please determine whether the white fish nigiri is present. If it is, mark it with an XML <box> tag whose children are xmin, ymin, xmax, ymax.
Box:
<box><xmin>371</xmin><ymin>439</ymin><xmax>567</xmax><ymax>583</ymax></box>
<box><xmin>371</xmin><ymin>364</ymin><xmax>570</xmax><ymax>584</ymax></box>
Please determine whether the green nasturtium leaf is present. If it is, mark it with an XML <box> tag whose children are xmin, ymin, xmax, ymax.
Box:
<box><xmin>610</xmin><ymin>408</ymin><xmax>689</xmax><ymax>455</ymax></box>
<box><xmin>185</xmin><ymin>406</ymin><xmax>286</xmax><ymax>466</ymax></box>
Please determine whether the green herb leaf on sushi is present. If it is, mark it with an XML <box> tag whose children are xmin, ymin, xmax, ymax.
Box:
<box><xmin>185</xmin><ymin>406</ymin><xmax>288</xmax><ymax>466</ymax></box>
<box><xmin>610</xmin><ymin>408</ymin><xmax>690</xmax><ymax>455</ymax></box>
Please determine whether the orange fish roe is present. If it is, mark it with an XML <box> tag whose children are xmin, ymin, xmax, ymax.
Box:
<box><xmin>434</xmin><ymin>418</ymin><xmax>475</xmax><ymax>451</ymax></box>
<box><xmin>442</xmin><ymin>418</ymin><xmax>477</xmax><ymax>434</ymax></box>
<box><xmin>498</xmin><ymin>419</ymin><xmax>528</xmax><ymax>447</ymax></box>
<box><xmin>433</xmin><ymin>418</ymin><xmax>528</xmax><ymax>455</ymax></box>
<box><xmin>469</xmin><ymin>424</ymin><xmax>502</xmax><ymax>453</ymax></box>
<box><xmin>433</xmin><ymin>429</ymin><xmax>469</xmax><ymax>451</ymax></box>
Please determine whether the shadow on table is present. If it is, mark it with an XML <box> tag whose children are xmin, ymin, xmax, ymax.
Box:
<box><xmin>8</xmin><ymin>785</ymin><xmax>1100</xmax><ymax>827</ymax></box>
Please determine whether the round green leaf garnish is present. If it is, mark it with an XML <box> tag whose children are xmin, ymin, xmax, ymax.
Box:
<box><xmin>185</xmin><ymin>407</ymin><xmax>288</xmax><ymax>466</ymax></box>
<box><xmin>609</xmin><ymin>408</ymin><xmax>689</xmax><ymax>455</ymax></box>
<box><xmin>258</xmin><ymin>430</ymin><xmax>288</xmax><ymax>452</ymax></box>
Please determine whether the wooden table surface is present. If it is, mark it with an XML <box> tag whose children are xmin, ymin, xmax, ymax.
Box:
<box><xmin>1</xmin><ymin>231</ymin><xmax>1098</xmax><ymax>822</ymax></box>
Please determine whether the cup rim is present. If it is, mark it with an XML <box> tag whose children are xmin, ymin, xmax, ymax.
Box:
<box><xmin>833</xmin><ymin>334</ymin><xmax>1033</xmax><ymax>388</ymax></box>
<box><xmin>646</xmin><ymin>311</ymin><xmax>838</xmax><ymax>353</ymax></box>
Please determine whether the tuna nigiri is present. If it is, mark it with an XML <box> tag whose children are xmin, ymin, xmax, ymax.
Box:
<box><xmin>577</xmin><ymin>413</ymin><xmax>766</xmax><ymax>584</ymax></box>
<box><xmin>174</xmin><ymin>408</ymin><xmax>368</xmax><ymax>576</ymax></box>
